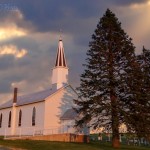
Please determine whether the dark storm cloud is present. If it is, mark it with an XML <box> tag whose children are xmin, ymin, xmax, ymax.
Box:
<box><xmin>0</xmin><ymin>72</ymin><xmax>29</xmax><ymax>93</ymax></box>
<box><xmin>0</xmin><ymin>79</ymin><xmax>12</xmax><ymax>93</ymax></box>
<box><xmin>0</xmin><ymin>55</ymin><xmax>15</xmax><ymax>70</ymax></box>
<box><xmin>0</xmin><ymin>0</ymin><xmax>149</xmax><ymax>99</ymax></box>
<box><xmin>4</xmin><ymin>0</ymin><xmax>147</xmax><ymax>54</ymax></box>
<box><xmin>9</xmin><ymin>0</ymin><xmax>147</xmax><ymax>33</ymax></box>
<box><xmin>0</xmin><ymin>60</ymin><xmax>26</xmax><ymax>93</ymax></box>
<box><xmin>0</xmin><ymin>0</ymin><xmax>148</xmax><ymax>34</ymax></box>
<box><xmin>10</xmin><ymin>0</ymin><xmax>104</xmax><ymax>33</ymax></box>
<box><xmin>0</xmin><ymin>32</ymin><xmax>56</xmax><ymax>94</ymax></box>
<box><xmin>0</xmin><ymin>55</ymin><xmax>28</xmax><ymax>93</ymax></box>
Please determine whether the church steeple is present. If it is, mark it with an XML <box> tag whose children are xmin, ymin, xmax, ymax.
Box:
<box><xmin>51</xmin><ymin>38</ymin><xmax>69</xmax><ymax>90</ymax></box>
<box><xmin>55</xmin><ymin>38</ymin><xmax>67</xmax><ymax>67</ymax></box>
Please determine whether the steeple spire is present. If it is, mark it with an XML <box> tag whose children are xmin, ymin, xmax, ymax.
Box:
<box><xmin>55</xmin><ymin>39</ymin><xmax>67</xmax><ymax>67</ymax></box>
<box><xmin>51</xmin><ymin>37</ymin><xmax>69</xmax><ymax>89</ymax></box>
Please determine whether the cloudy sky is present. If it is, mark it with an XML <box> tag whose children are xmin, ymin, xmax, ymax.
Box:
<box><xmin>0</xmin><ymin>0</ymin><xmax>150</xmax><ymax>103</ymax></box>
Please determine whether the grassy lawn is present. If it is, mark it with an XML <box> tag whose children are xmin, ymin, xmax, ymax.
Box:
<box><xmin>0</xmin><ymin>138</ymin><xmax>149</xmax><ymax>150</ymax></box>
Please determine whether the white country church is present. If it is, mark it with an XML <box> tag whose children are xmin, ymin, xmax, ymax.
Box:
<box><xmin>0</xmin><ymin>38</ymin><xmax>86</xmax><ymax>137</ymax></box>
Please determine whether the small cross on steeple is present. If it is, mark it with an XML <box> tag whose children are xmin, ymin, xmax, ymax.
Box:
<box><xmin>59</xmin><ymin>29</ymin><xmax>62</xmax><ymax>41</ymax></box>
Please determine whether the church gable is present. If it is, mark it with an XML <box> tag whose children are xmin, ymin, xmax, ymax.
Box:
<box><xmin>44</xmin><ymin>85</ymin><xmax>78</xmax><ymax>128</ymax></box>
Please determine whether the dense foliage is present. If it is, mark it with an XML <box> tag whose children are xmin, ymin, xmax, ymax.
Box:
<box><xmin>125</xmin><ymin>47</ymin><xmax>150</xmax><ymax>139</ymax></box>
<box><xmin>74</xmin><ymin>9</ymin><xmax>150</xmax><ymax>148</ymax></box>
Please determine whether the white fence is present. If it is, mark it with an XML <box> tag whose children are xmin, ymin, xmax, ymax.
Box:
<box><xmin>4</xmin><ymin>125</ymin><xmax>76</xmax><ymax>139</ymax></box>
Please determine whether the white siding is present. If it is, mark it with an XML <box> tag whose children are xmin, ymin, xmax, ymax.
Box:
<box><xmin>0</xmin><ymin>101</ymin><xmax>45</xmax><ymax>136</ymax></box>
<box><xmin>0</xmin><ymin>108</ymin><xmax>12</xmax><ymax>135</ymax></box>
<box><xmin>0</xmin><ymin>86</ymin><xmax>79</xmax><ymax>136</ymax></box>
<box><xmin>44</xmin><ymin>86</ymin><xmax>78</xmax><ymax>130</ymax></box>
<box><xmin>14</xmin><ymin>102</ymin><xmax>45</xmax><ymax>135</ymax></box>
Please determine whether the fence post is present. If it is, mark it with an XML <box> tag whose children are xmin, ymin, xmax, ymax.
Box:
<box><xmin>33</xmin><ymin>128</ymin><xmax>35</xmax><ymax>136</ymax></box>
<box><xmin>119</xmin><ymin>134</ymin><xmax>122</xmax><ymax>142</ymax></box>
<box><xmin>4</xmin><ymin>128</ymin><xmax>6</xmax><ymax>139</ymax></box>
<box><xmin>19</xmin><ymin>128</ymin><xmax>21</xmax><ymax>137</ymax></box>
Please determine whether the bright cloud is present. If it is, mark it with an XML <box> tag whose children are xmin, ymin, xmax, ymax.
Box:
<box><xmin>0</xmin><ymin>10</ymin><xmax>32</xmax><ymax>41</ymax></box>
<box><xmin>11</xmin><ymin>80</ymin><xmax>27</xmax><ymax>89</ymax></box>
<box><xmin>0</xmin><ymin>45</ymin><xmax>28</xmax><ymax>58</ymax></box>
<box><xmin>129</xmin><ymin>1</ymin><xmax>150</xmax><ymax>33</ymax></box>
<box><xmin>0</xmin><ymin>24</ymin><xmax>27</xmax><ymax>41</ymax></box>
<box><xmin>129</xmin><ymin>1</ymin><xmax>150</xmax><ymax>51</ymax></box>
<box><xmin>115</xmin><ymin>0</ymin><xmax>150</xmax><ymax>52</ymax></box>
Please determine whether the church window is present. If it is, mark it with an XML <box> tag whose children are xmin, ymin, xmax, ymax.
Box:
<box><xmin>8</xmin><ymin>111</ymin><xmax>11</xmax><ymax>128</ymax></box>
<box><xmin>32</xmin><ymin>107</ymin><xmax>36</xmax><ymax>126</ymax></box>
<box><xmin>18</xmin><ymin>110</ymin><xmax>22</xmax><ymax>127</ymax></box>
<box><xmin>0</xmin><ymin>113</ymin><xmax>2</xmax><ymax>128</ymax></box>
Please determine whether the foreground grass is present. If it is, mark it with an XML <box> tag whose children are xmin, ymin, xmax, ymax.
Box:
<box><xmin>0</xmin><ymin>138</ymin><xmax>149</xmax><ymax>150</ymax></box>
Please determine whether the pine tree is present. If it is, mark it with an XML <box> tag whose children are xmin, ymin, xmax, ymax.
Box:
<box><xmin>126</xmin><ymin>47</ymin><xmax>150</xmax><ymax>140</ymax></box>
<box><xmin>74</xmin><ymin>9</ymin><xmax>137</xmax><ymax>148</ymax></box>
<box><xmin>140</xmin><ymin>47</ymin><xmax>150</xmax><ymax>140</ymax></box>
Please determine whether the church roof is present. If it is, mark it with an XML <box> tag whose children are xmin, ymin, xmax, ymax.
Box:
<box><xmin>0</xmin><ymin>86</ymin><xmax>65</xmax><ymax>110</ymax></box>
<box><xmin>60</xmin><ymin>108</ymin><xmax>77</xmax><ymax>120</ymax></box>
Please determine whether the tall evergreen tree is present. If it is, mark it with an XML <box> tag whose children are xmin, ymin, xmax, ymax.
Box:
<box><xmin>139</xmin><ymin>47</ymin><xmax>150</xmax><ymax>140</ymax></box>
<box><xmin>74</xmin><ymin>9</ymin><xmax>137</xmax><ymax>148</ymax></box>
<box><xmin>126</xmin><ymin>47</ymin><xmax>150</xmax><ymax>140</ymax></box>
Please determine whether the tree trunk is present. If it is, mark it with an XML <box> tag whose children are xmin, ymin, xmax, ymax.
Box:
<box><xmin>112</xmin><ymin>134</ymin><xmax>120</xmax><ymax>148</ymax></box>
<box><xmin>111</xmin><ymin>94</ymin><xmax>120</xmax><ymax>148</ymax></box>
<box><xmin>108</xmin><ymin>41</ymin><xmax>120</xmax><ymax>148</ymax></box>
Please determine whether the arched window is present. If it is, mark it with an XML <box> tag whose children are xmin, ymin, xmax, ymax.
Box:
<box><xmin>32</xmin><ymin>107</ymin><xmax>36</xmax><ymax>126</ymax></box>
<box><xmin>8</xmin><ymin>111</ymin><xmax>11</xmax><ymax>128</ymax></box>
<box><xmin>0</xmin><ymin>113</ymin><xmax>2</xmax><ymax>128</ymax></box>
<box><xmin>18</xmin><ymin>110</ymin><xmax>22</xmax><ymax>127</ymax></box>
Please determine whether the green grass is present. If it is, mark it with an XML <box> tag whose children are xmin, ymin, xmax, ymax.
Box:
<box><xmin>0</xmin><ymin>138</ymin><xmax>149</xmax><ymax>150</ymax></box>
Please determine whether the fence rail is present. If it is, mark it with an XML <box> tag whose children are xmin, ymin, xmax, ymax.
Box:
<box><xmin>4</xmin><ymin>126</ymin><xmax>76</xmax><ymax>139</ymax></box>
